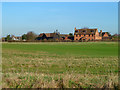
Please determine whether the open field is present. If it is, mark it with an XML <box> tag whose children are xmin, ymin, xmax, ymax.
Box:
<box><xmin>2</xmin><ymin>42</ymin><xmax>118</xmax><ymax>88</ymax></box>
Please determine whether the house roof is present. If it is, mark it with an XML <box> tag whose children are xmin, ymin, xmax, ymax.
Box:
<box><xmin>46</xmin><ymin>33</ymin><xmax>56</xmax><ymax>37</ymax></box>
<box><xmin>75</xmin><ymin>28</ymin><xmax>98</xmax><ymax>35</ymax></box>
<box><xmin>39</xmin><ymin>33</ymin><xmax>59</xmax><ymax>37</ymax></box>
<box><xmin>39</xmin><ymin>33</ymin><xmax>71</xmax><ymax>38</ymax></box>
<box><xmin>11</xmin><ymin>35</ymin><xmax>21</xmax><ymax>39</ymax></box>
<box><xmin>102</xmin><ymin>32</ymin><xmax>111</xmax><ymax>36</ymax></box>
<box><xmin>39</xmin><ymin>33</ymin><xmax>44</xmax><ymax>37</ymax></box>
<box><xmin>60</xmin><ymin>34</ymin><xmax>69</xmax><ymax>37</ymax></box>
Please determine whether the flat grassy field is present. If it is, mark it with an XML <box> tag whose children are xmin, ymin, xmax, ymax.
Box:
<box><xmin>2</xmin><ymin>42</ymin><xmax>118</xmax><ymax>88</ymax></box>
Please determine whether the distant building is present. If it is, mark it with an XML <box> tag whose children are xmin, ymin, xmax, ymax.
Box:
<box><xmin>111</xmin><ymin>34</ymin><xmax>119</xmax><ymax>41</ymax></box>
<box><xmin>60</xmin><ymin>34</ymin><xmax>71</xmax><ymax>40</ymax></box>
<box><xmin>36</xmin><ymin>29</ymin><xmax>74</xmax><ymax>41</ymax></box>
<box><xmin>100</xmin><ymin>32</ymin><xmax>111</xmax><ymax>40</ymax></box>
<box><xmin>74</xmin><ymin>27</ymin><xmax>102</xmax><ymax>41</ymax></box>
<box><xmin>36</xmin><ymin>32</ymin><xmax>74</xmax><ymax>41</ymax></box>
<box><xmin>11</xmin><ymin>35</ymin><xmax>21</xmax><ymax>41</ymax></box>
<box><xmin>36</xmin><ymin>33</ymin><xmax>60</xmax><ymax>40</ymax></box>
<box><xmin>74</xmin><ymin>27</ymin><xmax>111</xmax><ymax>41</ymax></box>
<box><xmin>3</xmin><ymin>28</ymin><xmax>112</xmax><ymax>42</ymax></box>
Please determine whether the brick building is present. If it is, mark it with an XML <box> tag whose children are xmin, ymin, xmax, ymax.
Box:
<box><xmin>35</xmin><ymin>28</ymin><xmax>112</xmax><ymax>41</ymax></box>
<box><xmin>36</xmin><ymin>33</ymin><xmax>73</xmax><ymax>41</ymax></box>
<box><xmin>101</xmin><ymin>32</ymin><xmax>111</xmax><ymax>40</ymax></box>
<box><xmin>74</xmin><ymin>27</ymin><xmax>102</xmax><ymax>41</ymax></box>
<box><xmin>36</xmin><ymin>33</ymin><xmax>60</xmax><ymax>40</ymax></box>
<box><xmin>60</xmin><ymin>34</ymin><xmax>73</xmax><ymax>41</ymax></box>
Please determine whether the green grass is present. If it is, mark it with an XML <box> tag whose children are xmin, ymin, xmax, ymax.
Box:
<box><xmin>2</xmin><ymin>42</ymin><xmax>118</xmax><ymax>57</ymax></box>
<box><xmin>2</xmin><ymin>42</ymin><xmax>118</xmax><ymax>88</ymax></box>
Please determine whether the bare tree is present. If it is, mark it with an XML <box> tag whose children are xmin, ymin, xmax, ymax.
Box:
<box><xmin>26</xmin><ymin>31</ymin><xmax>37</xmax><ymax>41</ymax></box>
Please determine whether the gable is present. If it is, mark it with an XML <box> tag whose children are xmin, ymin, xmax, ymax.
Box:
<box><xmin>102</xmin><ymin>32</ymin><xmax>109</xmax><ymax>37</ymax></box>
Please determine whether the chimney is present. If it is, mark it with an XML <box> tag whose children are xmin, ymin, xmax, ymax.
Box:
<box><xmin>100</xmin><ymin>30</ymin><xmax>102</xmax><ymax>33</ymax></box>
<box><xmin>75</xmin><ymin>27</ymin><xmax>76</xmax><ymax>30</ymax></box>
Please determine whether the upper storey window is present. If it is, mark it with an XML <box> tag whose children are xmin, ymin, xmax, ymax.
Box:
<box><xmin>91</xmin><ymin>30</ymin><xmax>94</xmax><ymax>32</ymax></box>
<box><xmin>83</xmin><ymin>30</ymin><xmax>86</xmax><ymax>32</ymax></box>
<box><xmin>76</xmin><ymin>34</ymin><xmax>78</xmax><ymax>37</ymax></box>
<box><xmin>75</xmin><ymin>30</ymin><xmax>78</xmax><ymax>33</ymax></box>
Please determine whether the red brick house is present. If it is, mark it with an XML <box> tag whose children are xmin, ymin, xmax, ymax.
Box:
<box><xmin>101</xmin><ymin>32</ymin><xmax>111</xmax><ymax>40</ymax></box>
<box><xmin>74</xmin><ymin>27</ymin><xmax>102</xmax><ymax>41</ymax></box>
<box><xmin>60</xmin><ymin>34</ymin><xmax>71</xmax><ymax>40</ymax></box>
<box><xmin>74</xmin><ymin>27</ymin><xmax>111</xmax><ymax>41</ymax></box>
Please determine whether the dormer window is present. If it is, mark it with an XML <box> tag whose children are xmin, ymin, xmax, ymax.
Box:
<box><xmin>83</xmin><ymin>30</ymin><xmax>86</xmax><ymax>32</ymax></box>
<box><xmin>75</xmin><ymin>30</ymin><xmax>78</xmax><ymax>33</ymax></box>
<box><xmin>91</xmin><ymin>30</ymin><xmax>94</xmax><ymax>32</ymax></box>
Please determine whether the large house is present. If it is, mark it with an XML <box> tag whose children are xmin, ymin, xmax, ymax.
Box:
<box><xmin>36</xmin><ymin>33</ymin><xmax>60</xmax><ymax>40</ymax></box>
<box><xmin>36</xmin><ymin>30</ymin><xmax>73</xmax><ymax>41</ymax></box>
<box><xmin>74</xmin><ymin>27</ymin><xmax>111</xmax><ymax>41</ymax></box>
<box><xmin>36</xmin><ymin>33</ymin><xmax>73</xmax><ymax>41</ymax></box>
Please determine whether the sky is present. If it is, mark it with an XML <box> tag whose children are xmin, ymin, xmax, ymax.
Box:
<box><xmin>2</xmin><ymin>2</ymin><xmax>118</xmax><ymax>37</ymax></box>
<box><xmin>1</xmin><ymin>0</ymin><xmax>119</xmax><ymax>2</ymax></box>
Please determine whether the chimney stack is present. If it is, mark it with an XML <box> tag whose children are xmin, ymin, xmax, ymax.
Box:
<box><xmin>100</xmin><ymin>30</ymin><xmax>102</xmax><ymax>33</ymax></box>
<box><xmin>75</xmin><ymin>27</ymin><xmax>76</xmax><ymax>30</ymax></box>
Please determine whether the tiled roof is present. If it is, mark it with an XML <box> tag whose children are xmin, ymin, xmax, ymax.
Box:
<box><xmin>60</xmin><ymin>34</ymin><xmax>69</xmax><ymax>37</ymax></box>
<box><xmin>39</xmin><ymin>33</ymin><xmax>58</xmax><ymax>37</ymax></box>
<box><xmin>39</xmin><ymin>33</ymin><xmax>44</xmax><ymax>37</ymax></box>
<box><xmin>102</xmin><ymin>32</ymin><xmax>111</xmax><ymax>36</ymax></box>
<box><xmin>75</xmin><ymin>28</ymin><xmax>97</xmax><ymax>35</ymax></box>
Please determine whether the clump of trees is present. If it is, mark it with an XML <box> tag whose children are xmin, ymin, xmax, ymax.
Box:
<box><xmin>22</xmin><ymin>34</ymin><xmax>27</xmax><ymax>40</ymax></box>
<box><xmin>5</xmin><ymin>35</ymin><xmax>11</xmax><ymax>41</ymax></box>
<box><xmin>68</xmin><ymin>33</ymin><xmax>74</xmax><ymax>40</ymax></box>
<box><xmin>26</xmin><ymin>31</ymin><xmax>37</xmax><ymax>41</ymax></box>
<box><xmin>22</xmin><ymin>31</ymin><xmax>37</xmax><ymax>41</ymax></box>
<box><xmin>4</xmin><ymin>31</ymin><xmax>38</xmax><ymax>42</ymax></box>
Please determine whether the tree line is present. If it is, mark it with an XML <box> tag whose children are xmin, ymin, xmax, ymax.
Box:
<box><xmin>5</xmin><ymin>31</ymin><xmax>37</xmax><ymax>41</ymax></box>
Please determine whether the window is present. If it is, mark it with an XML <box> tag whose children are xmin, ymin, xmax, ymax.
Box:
<box><xmin>91</xmin><ymin>30</ymin><xmax>94</xmax><ymax>32</ymax></box>
<box><xmin>89</xmin><ymin>34</ymin><xmax>90</xmax><ymax>37</ymax></box>
<box><xmin>84</xmin><ymin>34</ymin><xmax>86</xmax><ymax>36</ymax></box>
<box><xmin>79</xmin><ymin>34</ymin><xmax>81</xmax><ymax>37</ymax></box>
<box><xmin>76</xmin><ymin>34</ymin><xmax>78</xmax><ymax>37</ymax></box>
<box><xmin>75</xmin><ymin>30</ymin><xmax>78</xmax><ymax>33</ymax></box>
<box><xmin>92</xmin><ymin>34</ymin><xmax>93</xmax><ymax>36</ymax></box>
<box><xmin>83</xmin><ymin>30</ymin><xmax>86</xmax><ymax>32</ymax></box>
